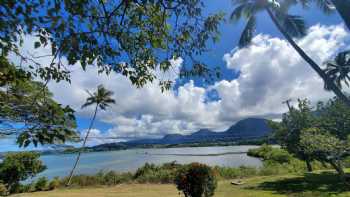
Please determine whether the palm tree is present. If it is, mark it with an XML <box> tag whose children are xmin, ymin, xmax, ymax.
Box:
<box><xmin>301</xmin><ymin>0</ymin><xmax>350</xmax><ymax>30</ymax></box>
<box><xmin>324</xmin><ymin>50</ymin><xmax>350</xmax><ymax>90</ymax></box>
<box><xmin>317</xmin><ymin>0</ymin><xmax>350</xmax><ymax>30</ymax></box>
<box><xmin>231</xmin><ymin>0</ymin><xmax>350</xmax><ymax>106</ymax></box>
<box><xmin>66</xmin><ymin>84</ymin><xmax>115</xmax><ymax>186</ymax></box>
<box><xmin>331</xmin><ymin>0</ymin><xmax>350</xmax><ymax>30</ymax></box>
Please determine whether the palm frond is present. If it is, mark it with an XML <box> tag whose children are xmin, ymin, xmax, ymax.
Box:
<box><xmin>239</xmin><ymin>16</ymin><xmax>256</xmax><ymax>48</ymax></box>
<box><xmin>323</xmin><ymin>50</ymin><xmax>350</xmax><ymax>90</ymax></box>
<box><xmin>81</xmin><ymin>100</ymin><xmax>95</xmax><ymax>109</ymax></box>
<box><xmin>230</xmin><ymin>4</ymin><xmax>248</xmax><ymax>22</ymax></box>
<box><xmin>278</xmin><ymin>0</ymin><xmax>300</xmax><ymax>12</ymax></box>
<box><xmin>85</xmin><ymin>90</ymin><xmax>94</xmax><ymax>97</ymax></box>
<box><xmin>104</xmin><ymin>98</ymin><xmax>116</xmax><ymax>104</ymax></box>
<box><xmin>81</xmin><ymin>84</ymin><xmax>115</xmax><ymax>110</ymax></box>
<box><xmin>277</xmin><ymin>13</ymin><xmax>306</xmax><ymax>38</ymax></box>
<box><xmin>232</xmin><ymin>0</ymin><xmax>249</xmax><ymax>5</ymax></box>
<box><xmin>313</xmin><ymin>0</ymin><xmax>335</xmax><ymax>15</ymax></box>
<box><xmin>231</xmin><ymin>2</ymin><xmax>261</xmax><ymax>22</ymax></box>
<box><xmin>297</xmin><ymin>0</ymin><xmax>310</xmax><ymax>8</ymax></box>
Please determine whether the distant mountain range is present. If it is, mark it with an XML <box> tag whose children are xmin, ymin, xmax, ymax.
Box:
<box><xmin>90</xmin><ymin>118</ymin><xmax>272</xmax><ymax>151</ymax></box>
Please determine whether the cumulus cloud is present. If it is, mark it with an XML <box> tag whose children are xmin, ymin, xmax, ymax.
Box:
<box><xmin>217</xmin><ymin>24</ymin><xmax>349</xmax><ymax>121</ymax></box>
<box><xmin>7</xmin><ymin>24</ymin><xmax>350</xmax><ymax>143</ymax></box>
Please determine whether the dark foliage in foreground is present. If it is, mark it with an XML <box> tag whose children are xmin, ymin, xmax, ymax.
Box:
<box><xmin>175</xmin><ymin>163</ymin><xmax>217</xmax><ymax>197</ymax></box>
<box><xmin>0</xmin><ymin>152</ymin><xmax>46</xmax><ymax>194</ymax></box>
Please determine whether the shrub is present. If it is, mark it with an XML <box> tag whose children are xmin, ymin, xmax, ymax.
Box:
<box><xmin>343</xmin><ymin>156</ymin><xmax>350</xmax><ymax>168</ymax></box>
<box><xmin>103</xmin><ymin>171</ymin><xmax>133</xmax><ymax>185</ymax></box>
<box><xmin>175</xmin><ymin>163</ymin><xmax>217</xmax><ymax>197</ymax></box>
<box><xmin>60</xmin><ymin>171</ymin><xmax>134</xmax><ymax>187</ymax></box>
<box><xmin>0</xmin><ymin>152</ymin><xmax>46</xmax><ymax>193</ymax></box>
<box><xmin>214</xmin><ymin>166</ymin><xmax>241</xmax><ymax>179</ymax></box>
<box><xmin>134</xmin><ymin>163</ymin><xmax>158</xmax><ymax>179</ymax></box>
<box><xmin>248</xmin><ymin>144</ymin><xmax>292</xmax><ymax>164</ymax></box>
<box><xmin>214</xmin><ymin>165</ymin><xmax>258</xmax><ymax>179</ymax></box>
<box><xmin>0</xmin><ymin>183</ymin><xmax>8</xmax><ymax>196</ymax></box>
<box><xmin>247</xmin><ymin>144</ymin><xmax>273</xmax><ymax>158</ymax></box>
<box><xmin>35</xmin><ymin>177</ymin><xmax>48</xmax><ymax>191</ymax></box>
<box><xmin>48</xmin><ymin>177</ymin><xmax>60</xmax><ymax>190</ymax></box>
<box><xmin>133</xmin><ymin>162</ymin><xmax>179</xmax><ymax>184</ymax></box>
<box><xmin>18</xmin><ymin>183</ymin><xmax>34</xmax><ymax>193</ymax></box>
<box><xmin>62</xmin><ymin>174</ymin><xmax>102</xmax><ymax>187</ymax></box>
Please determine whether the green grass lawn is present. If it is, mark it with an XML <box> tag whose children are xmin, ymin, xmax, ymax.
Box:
<box><xmin>13</xmin><ymin>171</ymin><xmax>350</xmax><ymax>197</ymax></box>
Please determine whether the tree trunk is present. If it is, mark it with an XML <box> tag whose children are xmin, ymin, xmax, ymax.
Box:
<box><xmin>66</xmin><ymin>104</ymin><xmax>99</xmax><ymax>186</ymax></box>
<box><xmin>306</xmin><ymin>160</ymin><xmax>313</xmax><ymax>172</ymax></box>
<box><xmin>331</xmin><ymin>0</ymin><xmax>350</xmax><ymax>31</ymax></box>
<box><xmin>329</xmin><ymin>160</ymin><xmax>346</xmax><ymax>180</ymax></box>
<box><xmin>266</xmin><ymin>7</ymin><xmax>350</xmax><ymax>107</ymax></box>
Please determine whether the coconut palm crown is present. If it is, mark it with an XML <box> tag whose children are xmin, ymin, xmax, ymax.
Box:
<box><xmin>324</xmin><ymin>50</ymin><xmax>350</xmax><ymax>90</ymax></box>
<box><xmin>231</xmin><ymin>0</ymin><xmax>306</xmax><ymax>48</ymax></box>
<box><xmin>82</xmin><ymin>84</ymin><xmax>116</xmax><ymax>111</ymax></box>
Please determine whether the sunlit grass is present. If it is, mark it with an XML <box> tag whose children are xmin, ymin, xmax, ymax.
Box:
<box><xmin>13</xmin><ymin>170</ymin><xmax>350</xmax><ymax>197</ymax></box>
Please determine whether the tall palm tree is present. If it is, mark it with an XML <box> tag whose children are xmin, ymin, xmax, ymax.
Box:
<box><xmin>324</xmin><ymin>50</ymin><xmax>350</xmax><ymax>90</ymax></box>
<box><xmin>231</xmin><ymin>0</ymin><xmax>350</xmax><ymax>106</ymax></box>
<box><xmin>315</xmin><ymin>0</ymin><xmax>350</xmax><ymax>30</ymax></box>
<box><xmin>330</xmin><ymin>0</ymin><xmax>350</xmax><ymax>30</ymax></box>
<box><xmin>66</xmin><ymin>84</ymin><xmax>115</xmax><ymax>186</ymax></box>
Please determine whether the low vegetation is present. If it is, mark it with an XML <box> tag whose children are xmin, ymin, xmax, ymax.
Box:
<box><xmin>13</xmin><ymin>171</ymin><xmax>350</xmax><ymax>197</ymax></box>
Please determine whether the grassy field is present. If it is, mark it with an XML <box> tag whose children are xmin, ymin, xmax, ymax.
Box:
<box><xmin>14</xmin><ymin>171</ymin><xmax>350</xmax><ymax>197</ymax></box>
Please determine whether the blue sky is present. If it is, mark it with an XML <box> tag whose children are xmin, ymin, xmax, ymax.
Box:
<box><xmin>1</xmin><ymin>0</ymin><xmax>349</xmax><ymax>151</ymax></box>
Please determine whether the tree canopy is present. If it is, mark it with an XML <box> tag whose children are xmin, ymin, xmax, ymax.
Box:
<box><xmin>0</xmin><ymin>56</ymin><xmax>78</xmax><ymax>147</ymax></box>
<box><xmin>0</xmin><ymin>0</ymin><xmax>223</xmax><ymax>89</ymax></box>
<box><xmin>0</xmin><ymin>152</ymin><xmax>46</xmax><ymax>192</ymax></box>
<box><xmin>271</xmin><ymin>97</ymin><xmax>350</xmax><ymax>178</ymax></box>
<box><xmin>271</xmin><ymin>99</ymin><xmax>317</xmax><ymax>167</ymax></box>
<box><xmin>0</xmin><ymin>0</ymin><xmax>224</xmax><ymax>148</ymax></box>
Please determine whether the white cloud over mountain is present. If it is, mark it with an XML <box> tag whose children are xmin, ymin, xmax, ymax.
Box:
<box><xmin>9</xmin><ymin>24</ymin><xmax>350</xmax><ymax>145</ymax></box>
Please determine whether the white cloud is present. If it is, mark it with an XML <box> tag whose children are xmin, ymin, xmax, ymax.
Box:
<box><xmin>7</xmin><ymin>24</ymin><xmax>350</xmax><ymax>144</ymax></box>
<box><xmin>78</xmin><ymin>128</ymin><xmax>118</xmax><ymax>147</ymax></box>
<box><xmin>217</xmin><ymin>24</ymin><xmax>349</xmax><ymax>120</ymax></box>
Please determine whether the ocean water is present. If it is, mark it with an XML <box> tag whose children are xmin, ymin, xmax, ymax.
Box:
<box><xmin>37</xmin><ymin>145</ymin><xmax>262</xmax><ymax>179</ymax></box>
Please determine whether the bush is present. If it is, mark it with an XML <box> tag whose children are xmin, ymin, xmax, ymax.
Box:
<box><xmin>0</xmin><ymin>152</ymin><xmax>46</xmax><ymax>193</ymax></box>
<box><xmin>18</xmin><ymin>183</ymin><xmax>34</xmax><ymax>193</ymax></box>
<box><xmin>214</xmin><ymin>166</ymin><xmax>241</xmax><ymax>179</ymax></box>
<box><xmin>133</xmin><ymin>162</ymin><xmax>179</xmax><ymax>184</ymax></box>
<box><xmin>60</xmin><ymin>171</ymin><xmax>134</xmax><ymax>187</ymax></box>
<box><xmin>0</xmin><ymin>183</ymin><xmax>8</xmax><ymax>196</ymax></box>
<box><xmin>343</xmin><ymin>156</ymin><xmax>350</xmax><ymax>168</ymax></box>
<box><xmin>35</xmin><ymin>177</ymin><xmax>48</xmax><ymax>191</ymax></box>
<box><xmin>48</xmin><ymin>177</ymin><xmax>60</xmax><ymax>190</ymax></box>
<box><xmin>248</xmin><ymin>144</ymin><xmax>292</xmax><ymax>163</ymax></box>
<box><xmin>62</xmin><ymin>174</ymin><xmax>103</xmax><ymax>187</ymax></box>
<box><xmin>103</xmin><ymin>171</ymin><xmax>133</xmax><ymax>185</ymax></box>
<box><xmin>175</xmin><ymin>163</ymin><xmax>217</xmax><ymax>197</ymax></box>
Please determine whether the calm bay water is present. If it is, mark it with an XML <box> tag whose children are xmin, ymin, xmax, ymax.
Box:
<box><xmin>37</xmin><ymin>145</ymin><xmax>262</xmax><ymax>179</ymax></box>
